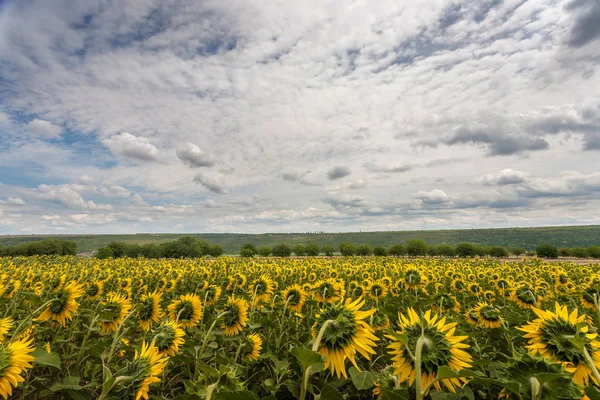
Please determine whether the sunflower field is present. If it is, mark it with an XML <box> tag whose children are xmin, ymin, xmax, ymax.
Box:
<box><xmin>1</xmin><ymin>256</ymin><xmax>600</xmax><ymax>400</ymax></box>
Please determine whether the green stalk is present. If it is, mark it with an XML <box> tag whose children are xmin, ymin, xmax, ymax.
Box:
<box><xmin>205</xmin><ymin>383</ymin><xmax>218</xmax><ymax>400</ymax></box>
<box><xmin>76</xmin><ymin>314</ymin><xmax>99</xmax><ymax>365</ymax></box>
<box><xmin>299</xmin><ymin>319</ymin><xmax>333</xmax><ymax>400</ymax></box>
<box><xmin>530</xmin><ymin>377</ymin><xmax>541</xmax><ymax>400</ymax></box>
<box><xmin>195</xmin><ymin>311</ymin><xmax>228</xmax><ymax>379</ymax></box>
<box><xmin>415</xmin><ymin>332</ymin><xmax>426</xmax><ymax>400</ymax></box>
<box><xmin>583</xmin><ymin>346</ymin><xmax>600</xmax><ymax>385</ymax></box>
<box><xmin>10</xmin><ymin>299</ymin><xmax>56</xmax><ymax>342</ymax></box>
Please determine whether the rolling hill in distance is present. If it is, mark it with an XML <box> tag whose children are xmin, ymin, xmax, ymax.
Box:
<box><xmin>1</xmin><ymin>225</ymin><xmax>600</xmax><ymax>254</ymax></box>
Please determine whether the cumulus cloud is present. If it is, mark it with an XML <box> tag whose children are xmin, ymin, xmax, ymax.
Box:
<box><xmin>7</xmin><ymin>197</ymin><xmax>26</xmax><ymax>205</ymax></box>
<box><xmin>26</xmin><ymin>119</ymin><xmax>62</xmax><ymax>139</ymax></box>
<box><xmin>102</xmin><ymin>133</ymin><xmax>160</xmax><ymax>162</ymax></box>
<box><xmin>445</xmin><ymin>127</ymin><xmax>549</xmax><ymax>156</ymax></box>
<box><xmin>326</xmin><ymin>166</ymin><xmax>352</xmax><ymax>181</ymax></box>
<box><xmin>478</xmin><ymin>169</ymin><xmax>529</xmax><ymax>186</ymax></box>
<box><xmin>281</xmin><ymin>171</ymin><xmax>320</xmax><ymax>186</ymax></box>
<box><xmin>414</xmin><ymin>189</ymin><xmax>450</xmax><ymax>204</ymax></box>
<box><xmin>193</xmin><ymin>172</ymin><xmax>226</xmax><ymax>194</ymax></box>
<box><xmin>364</xmin><ymin>162</ymin><xmax>412</xmax><ymax>173</ymax></box>
<box><xmin>176</xmin><ymin>143</ymin><xmax>215</xmax><ymax>168</ymax></box>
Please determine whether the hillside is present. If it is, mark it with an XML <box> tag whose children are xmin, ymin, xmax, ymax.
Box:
<box><xmin>1</xmin><ymin>225</ymin><xmax>600</xmax><ymax>254</ymax></box>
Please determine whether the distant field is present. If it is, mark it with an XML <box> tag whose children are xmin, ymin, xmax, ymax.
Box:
<box><xmin>1</xmin><ymin>225</ymin><xmax>600</xmax><ymax>254</ymax></box>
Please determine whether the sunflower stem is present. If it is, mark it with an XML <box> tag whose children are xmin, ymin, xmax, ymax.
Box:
<box><xmin>10</xmin><ymin>299</ymin><xmax>56</xmax><ymax>343</ymax></box>
<box><xmin>415</xmin><ymin>332</ymin><xmax>426</xmax><ymax>400</ymax></box>
<box><xmin>76</xmin><ymin>314</ymin><xmax>99</xmax><ymax>365</ymax></box>
<box><xmin>300</xmin><ymin>319</ymin><xmax>333</xmax><ymax>400</ymax></box>
<box><xmin>105</xmin><ymin>305</ymin><xmax>136</xmax><ymax>367</ymax></box>
<box><xmin>583</xmin><ymin>345</ymin><xmax>600</xmax><ymax>385</ymax></box>
<box><xmin>205</xmin><ymin>382</ymin><xmax>218</xmax><ymax>400</ymax></box>
<box><xmin>195</xmin><ymin>311</ymin><xmax>228</xmax><ymax>380</ymax></box>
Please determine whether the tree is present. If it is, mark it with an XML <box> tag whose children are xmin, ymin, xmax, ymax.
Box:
<box><xmin>558</xmin><ymin>247</ymin><xmax>570</xmax><ymax>257</ymax></box>
<box><xmin>339</xmin><ymin>243</ymin><xmax>356</xmax><ymax>256</ymax></box>
<box><xmin>455</xmin><ymin>243</ymin><xmax>477</xmax><ymax>258</ymax></box>
<box><xmin>373</xmin><ymin>246</ymin><xmax>388</xmax><ymax>256</ymax></box>
<box><xmin>240</xmin><ymin>243</ymin><xmax>257</xmax><ymax>258</ymax></box>
<box><xmin>388</xmin><ymin>244</ymin><xmax>406</xmax><ymax>256</ymax></box>
<box><xmin>305</xmin><ymin>243</ymin><xmax>321</xmax><ymax>256</ymax></box>
<box><xmin>570</xmin><ymin>247</ymin><xmax>589</xmax><ymax>258</ymax></box>
<box><xmin>489</xmin><ymin>246</ymin><xmax>509</xmax><ymax>258</ymax></box>
<box><xmin>257</xmin><ymin>246</ymin><xmax>272</xmax><ymax>257</ymax></box>
<box><xmin>588</xmin><ymin>246</ymin><xmax>600</xmax><ymax>259</ymax></box>
<box><xmin>510</xmin><ymin>247</ymin><xmax>525</xmax><ymax>256</ymax></box>
<box><xmin>208</xmin><ymin>244</ymin><xmax>224</xmax><ymax>257</ymax></box>
<box><xmin>406</xmin><ymin>240</ymin><xmax>428</xmax><ymax>257</ymax></box>
<box><xmin>272</xmin><ymin>244</ymin><xmax>292</xmax><ymax>257</ymax></box>
<box><xmin>293</xmin><ymin>244</ymin><xmax>306</xmax><ymax>257</ymax></box>
<box><xmin>436</xmin><ymin>244</ymin><xmax>455</xmax><ymax>257</ymax></box>
<box><xmin>356</xmin><ymin>244</ymin><xmax>373</xmax><ymax>256</ymax></box>
<box><xmin>536</xmin><ymin>244</ymin><xmax>558</xmax><ymax>258</ymax></box>
<box><xmin>322</xmin><ymin>245</ymin><xmax>336</xmax><ymax>256</ymax></box>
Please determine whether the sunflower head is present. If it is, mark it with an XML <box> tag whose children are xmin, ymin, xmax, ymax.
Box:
<box><xmin>241</xmin><ymin>333</ymin><xmax>263</xmax><ymax>362</ymax></box>
<box><xmin>313</xmin><ymin>279</ymin><xmax>345</xmax><ymax>303</ymax></box>
<box><xmin>37</xmin><ymin>281</ymin><xmax>84</xmax><ymax>327</ymax></box>
<box><xmin>153</xmin><ymin>320</ymin><xmax>185</xmax><ymax>356</ymax></box>
<box><xmin>386</xmin><ymin>308</ymin><xmax>472</xmax><ymax>393</ymax></box>
<box><xmin>167</xmin><ymin>294</ymin><xmax>203</xmax><ymax>329</ymax></box>
<box><xmin>518</xmin><ymin>302</ymin><xmax>600</xmax><ymax>386</ymax></box>
<box><xmin>311</xmin><ymin>298</ymin><xmax>378</xmax><ymax>378</ymax></box>
<box><xmin>115</xmin><ymin>341</ymin><xmax>168</xmax><ymax>400</ymax></box>
<box><xmin>138</xmin><ymin>291</ymin><xmax>162</xmax><ymax>332</ymax></box>
<box><xmin>475</xmin><ymin>302</ymin><xmax>503</xmax><ymax>329</ymax></box>
<box><xmin>282</xmin><ymin>284</ymin><xmax>307</xmax><ymax>312</ymax></box>
<box><xmin>0</xmin><ymin>317</ymin><xmax>13</xmax><ymax>341</ymax></box>
<box><xmin>98</xmin><ymin>292</ymin><xmax>133</xmax><ymax>334</ymax></box>
<box><xmin>221</xmin><ymin>296</ymin><xmax>249</xmax><ymax>336</ymax></box>
<box><xmin>0</xmin><ymin>338</ymin><xmax>35</xmax><ymax>400</ymax></box>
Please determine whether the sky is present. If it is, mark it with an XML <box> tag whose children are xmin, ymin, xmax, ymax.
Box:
<box><xmin>0</xmin><ymin>0</ymin><xmax>599</xmax><ymax>234</ymax></box>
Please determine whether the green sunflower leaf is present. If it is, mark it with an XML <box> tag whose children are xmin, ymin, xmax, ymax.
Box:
<box><xmin>435</xmin><ymin>366</ymin><xmax>477</xmax><ymax>380</ymax></box>
<box><xmin>348</xmin><ymin>367</ymin><xmax>380</xmax><ymax>390</ymax></box>
<box><xmin>291</xmin><ymin>345</ymin><xmax>323</xmax><ymax>370</ymax></box>
<box><xmin>319</xmin><ymin>384</ymin><xmax>344</xmax><ymax>400</ymax></box>
<box><xmin>585</xmin><ymin>386</ymin><xmax>600</xmax><ymax>400</ymax></box>
<box><xmin>32</xmin><ymin>348</ymin><xmax>62</xmax><ymax>369</ymax></box>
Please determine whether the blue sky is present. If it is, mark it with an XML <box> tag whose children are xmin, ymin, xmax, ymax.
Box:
<box><xmin>0</xmin><ymin>0</ymin><xmax>599</xmax><ymax>234</ymax></box>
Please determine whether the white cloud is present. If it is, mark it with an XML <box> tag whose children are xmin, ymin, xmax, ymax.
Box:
<box><xmin>102</xmin><ymin>133</ymin><xmax>160</xmax><ymax>162</ymax></box>
<box><xmin>193</xmin><ymin>172</ymin><xmax>227</xmax><ymax>194</ymax></box>
<box><xmin>414</xmin><ymin>189</ymin><xmax>450</xmax><ymax>204</ymax></box>
<box><xmin>7</xmin><ymin>197</ymin><xmax>25</xmax><ymax>205</ymax></box>
<box><xmin>27</xmin><ymin>119</ymin><xmax>62</xmax><ymax>139</ymax></box>
<box><xmin>478</xmin><ymin>169</ymin><xmax>529</xmax><ymax>186</ymax></box>
<box><xmin>41</xmin><ymin>215</ymin><xmax>61</xmax><ymax>220</ymax></box>
<box><xmin>176</xmin><ymin>143</ymin><xmax>215</xmax><ymax>168</ymax></box>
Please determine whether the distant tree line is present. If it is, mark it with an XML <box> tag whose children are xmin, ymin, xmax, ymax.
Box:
<box><xmin>0</xmin><ymin>238</ymin><xmax>77</xmax><ymax>256</ymax></box>
<box><xmin>95</xmin><ymin>236</ymin><xmax>224</xmax><ymax>259</ymax></box>
<box><xmin>239</xmin><ymin>240</ymin><xmax>600</xmax><ymax>259</ymax></box>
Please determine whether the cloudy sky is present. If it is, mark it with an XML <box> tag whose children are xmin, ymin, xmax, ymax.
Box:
<box><xmin>0</xmin><ymin>0</ymin><xmax>599</xmax><ymax>234</ymax></box>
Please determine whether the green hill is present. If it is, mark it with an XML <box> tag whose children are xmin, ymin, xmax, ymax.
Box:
<box><xmin>1</xmin><ymin>225</ymin><xmax>599</xmax><ymax>254</ymax></box>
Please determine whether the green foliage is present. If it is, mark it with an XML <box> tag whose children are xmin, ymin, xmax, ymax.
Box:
<box><xmin>356</xmin><ymin>244</ymin><xmax>373</xmax><ymax>256</ymax></box>
<box><xmin>435</xmin><ymin>243</ymin><xmax>455</xmax><ymax>257</ymax></box>
<box><xmin>489</xmin><ymin>246</ymin><xmax>509</xmax><ymax>257</ymax></box>
<box><xmin>373</xmin><ymin>246</ymin><xmax>388</xmax><ymax>256</ymax></box>
<box><xmin>536</xmin><ymin>243</ymin><xmax>558</xmax><ymax>258</ymax></box>
<box><xmin>406</xmin><ymin>239</ymin><xmax>428</xmax><ymax>256</ymax></box>
<box><xmin>96</xmin><ymin>236</ymin><xmax>222</xmax><ymax>259</ymax></box>
<box><xmin>304</xmin><ymin>243</ymin><xmax>321</xmax><ymax>256</ymax></box>
<box><xmin>240</xmin><ymin>243</ymin><xmax>257</xmax><ymax>258</ymax></box>
<box><xmin>388</xmin><ymin>244</ymin><xmax>406</xmax><ymax>256</ymax></box>
<box><xmin>339</xmin><ymin>243</ymin><xmax>356</xmax><ymax>256</ymax></box>
<box><xmin>271</xmin><ymin>244</ymin><xmax>292</xmax><ymax>257</ymax></box>
<box><xmin>0</xmin><ymin>238</ymin><xmax>77</xmax><ymax>257</ymax></box>
<box><xmin>321</xmin><ymin>245</ymin><xmax>336</xmax><ymax>256</ymax></box>
<box><xmin>257</xmin><ymin>246</ymin><xmax>272</xmax><ymax>257</ymax></box>
<box><xmin>292</xmin><ymin>244</ymin><xmax>306</xmax><ymax>256</ymax></box>
<box><xmin>455</xmin><ymin>243</ymin><xmax>477</xmax><ymax>258</ymax></box>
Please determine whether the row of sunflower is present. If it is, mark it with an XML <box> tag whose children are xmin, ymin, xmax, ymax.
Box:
<box><xmin>0</xmin><ymin>255</ymin><xmax>599</xmax><ymax>399</ymax></box>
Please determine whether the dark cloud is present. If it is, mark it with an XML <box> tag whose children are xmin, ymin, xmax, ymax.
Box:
<box><xmin>446</xmin><ymin>128</ymin><xmax>549</xmax><ymax>156</ymax></box>
<box><xmin>281</xmin><ymin>171</ymin><xmax>320</xmax><ymax>186</ymax></box>
<box><xmin>566</xmin><ymin>0</ymin><xmax>600</xmax><ymax>48</ymax></box>
<box><xmin>326</xmin><ymin>165</ymin><xmax>352</xmax><ymax>180</ymax></box>
<box><xmin>363</xmin><ymin>162</ymin><xmax>413</xmax><ymax>173</ymax></box>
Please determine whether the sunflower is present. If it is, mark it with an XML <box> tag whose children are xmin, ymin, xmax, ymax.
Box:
<box><xmin>118</xmin><ymin>341</ymin><xmax>169</xmax><ymax>400</ymax></box>
<box><xmin>241</xmin><ymin>333</ymin><xmax>263</xmax><ymax>362</ymax></box>
<box><xmin>251</xmin><ymin>275</ymin><xmax>275</xmax><ymax>305</ymax></box>
<box><xmin>153</xmin><ymin>320</ymin><xmax>185</xmax><ymax>356</ymax></box>
<box><xmin>313</xmin><ymin>279</ymin><xmax>345</xmax><ymax>303</ymax></box>
<box><xmin>37</xmin><ymin>281</ymin><xmax>84</xmax><ymax>327</ymax></box>
<box><xmin>511</xmin><ymin>286</ymin><xmax>539</xmax><ymax>309</ymax></box>
<box><xmin>99</xmin><ymin>293</ymin><xmax>133</xmax><ymax>334</ymax></box>
<box><xmin>167</xmin><ymin>294</ymin><xmax>203</xmax><ymax>329</ymax></box>
<box><xmin>386</xmin><ymin>308</ymin><xmax>472</xmax><ymax>393</ymax></box>
<box><xmin>475</xmin><ymin>302</ymin><xmax>503</xmax><ymax>328</ymax></box>
<box><xmin>85</xmin><ymin>281</ymin><xmax>104</xmax><ymax>301</ymax></box>
<box><xmin>0</xmin><ymin>337</ymin><xmax>35</xmax><ymax>400</ymax></box>
<box><xmin>203</xmin><ymin>285</ymin><xmax>222</xmax><ymax>307</ymax></box>
<box><xmin>138</xmin><ymin>291</ymin><xmax>162</xmax><ymax>331</ymax></box>
<box><xmin>0</xmin><ymin>318</ymin><xmax>12</xmax><ymax>341</ymax></box>
<box><xmin>1</xmin><ymin>280</ymin><xmax>20</xmax><ymax>299</ymax></box>
<box><xmin>518</xmin><ymin>302</ymin><xmax>600</xmax><ymax>386</ymax></box>
<box><xmin>581</xmin><ymin>286</ymin><xmax>600</xmax><ymax>310</ymax></box>
<box><xmin>431</xmin><ymin>293</ymin><xmax>460</xmax><ymax>313</ymax></box>
<box><xmin>367</xmin><ymin>281</ymin><xmax>388</xmax><ymax>300</ymax></box>
<box><xmin>311</xmin><ymin>298</ymin><xmax>378</xmax><ymax>378</ymax></box>
<box><xmin>221</xmin><ymin>296</ymin><xmax>249</xmax><ymax>336</ymax></box>
<box><xmin>281</xmin><ymin>284</ymin><xmax>307</xmax><ymax>312</ymax></box>
<box><xmin>464</xmin><ymin>309</ymin><xmax>480</xmax><ymax>326</ymax></box>
<box><xmin>404</xmin><ymin>269</ymin><xmax>422</xmax><ymax>288</ymax></box>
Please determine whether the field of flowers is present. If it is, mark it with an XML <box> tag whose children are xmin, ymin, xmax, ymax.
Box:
<box><xmin>1</xmin><ymin>256</ymin><xmax>600</xmax><ymax>400</ymax></box>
